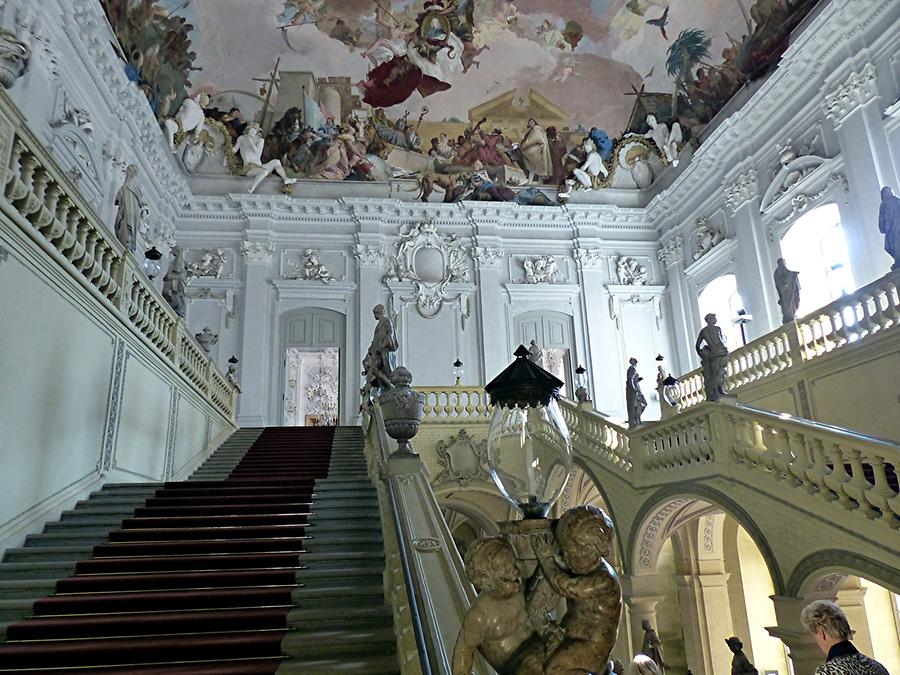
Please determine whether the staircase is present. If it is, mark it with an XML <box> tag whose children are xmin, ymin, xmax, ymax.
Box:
<box><xmin>0</xmin><ymin>426</ymin><xmax>399</xmax><ymax>673</ymax></box>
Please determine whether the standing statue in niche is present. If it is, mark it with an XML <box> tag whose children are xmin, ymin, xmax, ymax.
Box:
<box><xmin>641</xmin><ymin>619</ymin><xmax>666</xmax><ymax>674</ymax></box>
<box><xmin>361</xmin><ymin>304</ymin><xmax>398</xmax><ymax>402</ymax></box>
<box><xmin>162</xmin><ymin>246</ymin><xmax>188</xmax><ymax>318</ymax></box>
<box><xmin>114</xmin><ymin>165</ymin><xmax>148</xmax><ymax>253</ymax></box>
<box><xmin>878</xmin><ymin>186</ymin><xmax>900</xmax><ymax>270</ymax></box>
<box><xmin>625</xmin><ymin>358</ymin><xmax>647</xmax><ymax>428</ymax></box>
<box><xmin>162</xmin><ymin>92</ymin><xmax>210</xmax><ymax>152</ymax></box>
<box><xmin>452</xmin><ymin>537</ymin><xmax>544</xmax><ymax>675</ymax></box>
<box><xmin>533</xmin><ymin>505</ymin><xmax>622</xmax><ymax>675</ymax></box>
<box><xmin>725</xmin><ymin>637</ymin><xmax>758</xmax><ymax>675</ymax></box>
<box><xmin>773</xmin><ymin>258</ymin><xmax>801</xmax><ymax>323</ymax></box>
<box><xmin>227</xmin><ymin>355</ymin><xmax>241</xmax><ymax>393</ymax></box>
<box><xmin>233</xmin><ymin>123</ymin><xmax>298</xmax><ymax>194</ymax></box>
<box><xmin>695</xmin><ymin>313</ymin><xmax>729</xmax><ymax>401</ymax></box>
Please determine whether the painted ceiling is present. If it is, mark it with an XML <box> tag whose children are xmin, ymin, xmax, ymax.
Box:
<box><xmin>102</xmin><ymin>0</ymin><xmax>818</xmax><ymax>138</ymax></box>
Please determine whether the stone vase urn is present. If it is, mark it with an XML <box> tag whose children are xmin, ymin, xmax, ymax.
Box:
<box><xmin>378</xmin><ymin>367</ymin><xmax>425</xmax><ymax>455</ymax></box>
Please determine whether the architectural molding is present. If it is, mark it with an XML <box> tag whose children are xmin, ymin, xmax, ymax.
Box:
<box><xmin>822</xmin><ymin>62</ymin><xmax>879</xmax><ymax>128</ymax></box>
<box><xmin>657</xmin><ymin>236</ymin><xmax>684</xmax><ymax>269</ymax></box>
<box><xmin>574</xmin><ymin>247</ymin><xmax>604</xmax><ymax>270</ymax></box>
<box><xmin>353</xmin><ymin>243</ymin><xmax>384</xmax><ymax>267</ymax></box>
<box><xmin>503</xmin><ymin>283</ymin><xmax>581</xmax><ymax>308</ymax></box>
<box><xmin>684</xmin><ymin>238</ymin><xmax>738</xmax><ymax>280</ymax></box>
<box><xmin>240</xmin><ymin>240</ymin><xmax>276</xmax><ymax>264</ymax></box>
<box><xmin>471</xmin><ymin>245</ymin><xmax>503</xmax><ymax>269</ymax></box>
<box><xmin>606</xmin><ymin>284</ymin><xmax>665</xmax><ymax>326</ymax></box>
<box><xmin>724</xmin><ymin>169</ymin><xmax>760</xmax><ymax>214</ymax></box>
<box><xmin>272</xmin><ymin>279</ymin><xmax>357</xmax><ymax>304</ymax></box>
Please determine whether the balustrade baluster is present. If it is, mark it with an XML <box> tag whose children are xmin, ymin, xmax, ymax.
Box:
<box><xmin>859</xmin><ymin>454</ymin><xmax>898</xmax><ymax>526</ymax></box>
<box><xmin>843</xmin><ymin>448</ymin><xmax>877</xmax><ymax>518</ymax></box>
<box><xmin>5</xmin><ymin>140</ymin><xmax>25</xmax><ymax>198</ymax></box>
<box><xmin>822</xmin><ymin>443</ymin><xmax>854</xmax><ymax>510</ymax></box>
<box><xmin>805</xmin><ymin>438</ymin><xmax>832</xmax><ymax>499</ymax></box>
<box><xmin>786</xmin><ymin>431</ymin><xmax>813</xmax><ymax>490</ymax></box>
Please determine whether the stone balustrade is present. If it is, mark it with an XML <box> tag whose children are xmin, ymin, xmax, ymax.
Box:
<box><xmin>677</xmin><ymin>270</ymin><xmax>900</xmax><ymax>408</ymax></box>
<box><xmin>0</xmin><ymin>92</ymin><xmax>235</xmax><ymax>421</ymax></box>
<box><xmin>421</xmin><ymin>386</ymin><xmax>491</xmax><ymax>422</ymax></box>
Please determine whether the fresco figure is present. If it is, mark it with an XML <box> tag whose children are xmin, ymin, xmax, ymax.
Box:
<box><xmin>233</xmin><ymin>123</ymin><xmax>298</xmax><ymax>193</ymax></box>
<box><xmin>162</xmin><ymin>92</ymin><xmax>210</xmax><ymax>152</ymax></box>
<box><xmin>519</xmin><ymin>118</ymin><xmax>551</xmax><ymax>183</ymax></box>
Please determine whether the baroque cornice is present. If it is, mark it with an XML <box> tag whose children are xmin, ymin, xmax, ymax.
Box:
<box><xmin>822</xmin><ymin>63</ymin><xmax>879</xmax><ymax>127</ymax></box>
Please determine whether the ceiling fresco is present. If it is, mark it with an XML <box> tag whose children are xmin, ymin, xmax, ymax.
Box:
<box><xmin>101</xmin><ymin>0</ymin><xmax>819</xmax><ymax>197</ymax></box>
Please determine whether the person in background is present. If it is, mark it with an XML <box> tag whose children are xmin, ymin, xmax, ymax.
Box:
<box><xmin>629</xmin><ymin>654</ymin><xmax>662</xmax><ymax>675</ymax></box>
<box><xmin>800</xmin><ymin>599</ymin><xmax>889</xmax><ymax>674</ymax></box>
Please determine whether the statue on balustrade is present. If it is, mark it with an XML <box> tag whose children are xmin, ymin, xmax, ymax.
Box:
<box><xmin>626</xmin><ymin>357</ymin><xmax>647</xmax><ymax>428</ymax></box>
<box><xmin>534</xmin><ymin>505</ymin><xmax>622</xmax><ymax>675</ymax></box>
<box><xmin>773</xmin><ymin>258</ymin><xmax>801</xmax><ymax>323</ymax></box>
<box><xmin>361</xmin><ymin>304</ymin><xmax>398</xmax><ymax>402</ymax></box>
<box><xmin>452</xmin><ymin>537</ymin><xmax>545</xmax><ymax>675</ymax></box>
<box><xmin>162</xmin><ymin>246</ymin><xmax>187</xmax><ymax>319</ymax></box>
<box><xmin>114</xmin><ymin>165</ymin><xmax>148</xmax><ymax>253</ymax></box>
<box><xmin>878</xmin><ymin>186</ymin><xmax>900</xmax><ymax>270</ymax></box>
<box><xmin>695</xmin><ymin>313</ymin><xmax>729</xmax><ymax>401</ymax></box>
<box><xmin>641</xmin><ymin>619</ymin><xmax>666</xmax><ymax>674</ymax></box>
<box><xmin>227</xmin><ymin>355</ymin><xmax>241</xmax><ymax>393</ymax></box>
<box><xmin>725</xmin><ymin>637</ymin><xmax>758</xmax><ymax>675</ymax></box>
<box><xmin>527</xmin><ymin>340</ymin><xmax>542</xmax><ymax>366</ymax></box>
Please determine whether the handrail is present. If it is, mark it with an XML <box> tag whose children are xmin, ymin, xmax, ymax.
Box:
<box><xmin>0</xmin><ymin>89</ymin><xmax>235</xmax><ymax>421</ymax></box>
<box><xmin>677</xmin><ymin>269</ymin><xmax>900</xmax><ymax>408</ymax></box>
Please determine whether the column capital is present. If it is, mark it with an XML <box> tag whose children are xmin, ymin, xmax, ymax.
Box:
<box><xmin>471</xmin><ymin>245</ymin><xmax>504</xmax><ymax>270</ymax></box>
<box><xmin>724</xmin><ymin>169</ymin><xmax>760</xmax><ymax>214</ymax></box>
<box><xmin>656</xmin><ymin>235</ymin><xmax>684</xmax><ymax>268</ymax></box>
<box><xmin>823</xmin><ymin>63</ymin><xmax>878</xmax><ymax>128</ymax></box>
<box><xmin>353</xmin><ymin>243</ymin><xmax>385</xmax><ymax>268</ymax></box>
<box><xmin>240</xmin><ymin>240</ymin><xmax>276</xmax><ymax>264</ymax></box>
<box><xmin>574</xmin><ymin>247</ymin><xmax>604</xmax><ymax>270</ymax></box>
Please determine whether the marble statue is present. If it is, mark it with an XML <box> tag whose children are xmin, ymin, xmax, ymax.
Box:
<box><xmin>162</xmin><ymin>92</ymin><xmax>210</xmax><ymax>152</ymax></box>
<box><xmin>162</xmin><ymin>246</ymin><xmax>188</xmax><ymax>319</ymax></box>
<box><xmin>644</xmin><ymin>115</ymin><xmax>682</xmax><ymax>167</ymax></box>
<box><xmin>0</xmin><ymin>28</ymin><xmax>29</xmax><ymax>88</ymax></box>
<box><xmin>725</xmin><ymin>637</ymin><xmax>758</xmax><ymax>675</ymax></box>
<box><xmin>559</xmin><ymin>137</ymin><xmax>609</xmax><ymax>198</ymax></box>
<box><xmin>194</xmin><ymin>327</ymin><xmax>218</xmax><ymax>353</ymax></box>
<box><xmin>227</xmin><ymin>356</ymin><xmax>241</xmax><ymax>393</ymax></box>
<box><xmin>695</xmin><ymin>313</ymin><xmax>729</xmax><ymax>401</ymax></box>
<box><xmin>114</xmin><ymin>165</ymin><xmax>148</xmax><ymax>253</ymax></box>
<box><xmin>233</xmin><ymin>123</ymin><xmax>298</xmax><ymax>194</ymax></box>
<box><xmin>617</xmin><ymin>257</ymin><xmax>648</xmax><ymax>286</ymax></box>
<box><xmin>878</xmin><ymin>186</ymin><xmax>900</xmax><ymax>270</ymax></box>
<box><xmin>640</xmin><ymin>620</ymin><xmax>666</xmax><ymax>674</ymax></box>
<box><xmin>773</xmin><ymin>258</ymin><xmax>801</xmax><ymax>323</ymax></box>
<box><xmin>527</xmin><ymin>340</ymin><xmax>542</xmax><ymax>365</ymax></box>
<box><xmin>361</xmin><ymin>304</ymin><xmax>398</xmax><ymax>401</ymax></box>
<box><xmin>523</xmin><ymin>255</ymin><xmax>559</xmax><ymax>284</ymax></box>
<box><xmin>452</xmin><ymin>537</ymin><xmax>544</xmax><ymax>675</ymax></box>
<box><xmin>626</xmin><ymin>358</ymin><xmax>647</xmax><ymax>428</ymax></box>
<box><xmin>534</xmin><ymin>505</ymin><xmax>622</xmax><ymax>675</ymax></box>
<box><xmin>693</xmin><ymin>222</ymin><xmax>724</xmax><ymax>260</ymax></box>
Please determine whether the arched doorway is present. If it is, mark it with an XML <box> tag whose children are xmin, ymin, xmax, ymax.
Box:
<box><xmin>780</xmin><ymin>203</ymin><xmax>854</xmax><ymax>317</ymax></box>
<box><xmin>278</xmin><ymin>308</ymin><xmax>346</xmax><ymax>426</ymax></box>
<box><xmin>698</xmin><ymin>274</ymin><xmax>745</xmax><ymax>348</ymax></box>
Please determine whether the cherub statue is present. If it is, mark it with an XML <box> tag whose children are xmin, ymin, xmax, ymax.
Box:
<box><xmin>534</xmin><ymin>505</ymin><xmax>622</xmax><ymax>675</ymax></box>
<box><xmin>644</xmin><ymin>115</ymin><xmax>682</xmax><ymax>166</ymax></box>
<box><xmin>559</xmin><ymin>137</ymin><xmax>609</xmax><ymax>198</ymax></box>
<box><xmin>452</xmin><ymin>537</ymin><xmax>544</xmax><ymax>675</ymax></box>
<box><xmin>233</xmin><ymin>123</ymin><xmax>298</xmax><ymax>193</ymax></box>
<box><xmin>162</xmin><ymin>92</ymin><xmax>210</xmax><ymax>152</ymax></box>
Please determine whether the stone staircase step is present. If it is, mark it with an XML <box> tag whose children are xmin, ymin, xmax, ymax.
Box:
<box><xmin>277</xmin><ymin>652</ymin><xmax>400</xmax><ymax>674</ymax></box>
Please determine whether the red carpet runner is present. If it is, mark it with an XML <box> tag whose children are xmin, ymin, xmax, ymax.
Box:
<box><xmin>0</xmin><ymin>426</ymin><xmax>335</xmax><ymax>673</ymax></box>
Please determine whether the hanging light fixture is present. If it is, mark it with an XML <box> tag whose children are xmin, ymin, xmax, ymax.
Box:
<box><xmin>142</xmin><ymin>246</ymin><xmax>163</xmax><ymax>279</ymax></box>
<box><xmin>484</xmin><ymin>345</ymin><xmax>573</xmax><ymax>519</ymax></box>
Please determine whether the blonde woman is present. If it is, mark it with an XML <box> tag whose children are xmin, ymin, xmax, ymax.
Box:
<box><xmin>629</xmin><ymin>654</ymin><xmax>661</xmax><ymax>675</ymax></box>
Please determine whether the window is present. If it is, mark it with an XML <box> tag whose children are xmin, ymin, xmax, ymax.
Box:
<box><xmin>698</xmin><ymin>274</ymin><xmax>745</xmax><ymax>348</ymax></box>
<box><xmin>780</xmin><ymin>204</ymin><xmax>853</xmax><ymax>317</ymax></box>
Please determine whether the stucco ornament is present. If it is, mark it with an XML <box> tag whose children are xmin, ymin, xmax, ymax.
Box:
<box><xmin>383</xmin><ymin>220</ymin><xmax>470</xmax><ymax>319</ymax></box>
<box><xmin>0</xmin><ymin>27</ymin><xmax>29</xmax><ymax>88</ymax></box>
<box><xmin>432</xmin><ymin>429</ymin><xmax>492</xmax><ymax>488</ymax></box>
<box><xmin>286</xmin><ymin>248</ymin><xmax>335</xmax><ymax>283</ymax></box>
<box><xmin>194</xmin><ymin>327</ymin><xmax>218</xmax><ymax>353</ymax></box>
<box><xmin>692</xmin><ymin>220</ymin><xmax>724</xmax><ymax>260</ymax></box>
<box><xmin>522</xmin><ymin>255</ymin><xmax>560</xmax><ymax>284</ymax></box>
<box><xmin>187</xmin><ymin>249</ymin><xmax>226</xmax><ymax>278</ymax></box>
<box><xmin>616</xmin><ymin>256</ymin><xmax>647</xmax><ymax>285</ymax></box>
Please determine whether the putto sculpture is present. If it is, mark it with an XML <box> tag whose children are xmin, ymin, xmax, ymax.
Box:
<box><xmin>287</xmin><ymin>249</ymin><xmax>335</xmax><ymax>283</ymax></box>
<box><xmin>523</xmin><ymin>255</ymin><xmax>560</xmax><ymax>284</ymax></box>
<box><xmin>616</xmin><ymin>256</ymin><xmax>648</xmax><ymax>286</ymax></box>
<box><xmin>455</xmin><ymin>505</ymin><xmax>622</xmax><ymax>675</ymax></box>
<box><xmin>186</xmin><ymin>249</ymin><xmax>226</xmax><ymax>279</ymax></box>
<box><xmin>773</xmin><ymin>258</ymin><xmax>801</xmax><ymax>323</ymax></box>
<box><xmin>695</xmin><ymin>313</ymin><xmax>729</xmax><ymax>401</ymax></box>
<box><xmin>558</xmin><ymin>137</ymin><xmax>609</xmax><ymax>199</ymax></box>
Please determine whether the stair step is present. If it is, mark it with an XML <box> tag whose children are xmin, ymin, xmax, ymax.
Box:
<box><xmin>277</xmin><ymin>652</ymin><xmax>400</xmax><ymax>674</ymax></box>
<box><xmin>0</xmin><ymin>579</ymin><xmax>56</xmax><ymax>599</ymax></box>
<box><xmin>0</xmin><ymin>561</ymin><xmax>77</xmax><ymax>581</ymax></box>
<box><xmin>3</xmin><ymin>545</ymin><xmax>95</xmax><ymax>562</ymax></box>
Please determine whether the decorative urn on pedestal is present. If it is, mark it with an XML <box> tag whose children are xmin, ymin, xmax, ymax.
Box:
<box><xmin>378</xmin><ymin>367</ymin><xmax>425</xmax><ymax>455</ymax></box>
